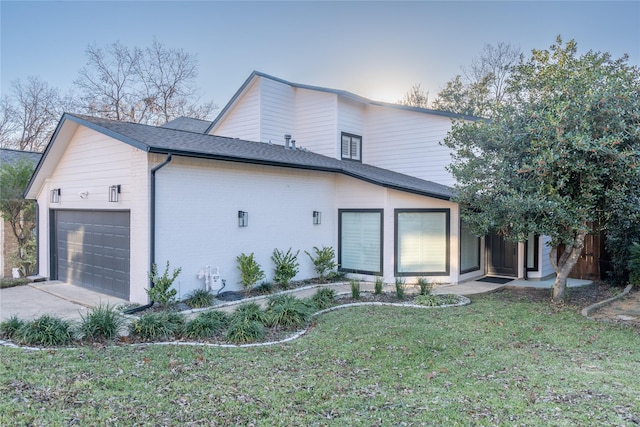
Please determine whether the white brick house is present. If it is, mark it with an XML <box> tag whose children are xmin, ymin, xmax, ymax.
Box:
<box><xmin>24</xmin><ymin>72</ymin><xmax>552</xmax><ymax>304</ymax></box>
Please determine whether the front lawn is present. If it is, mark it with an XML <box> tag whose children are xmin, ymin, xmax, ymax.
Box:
<box><xmin>1</xmin><ymin>290</ymin><xmax>639</xmax><ymax>426</ymax></box>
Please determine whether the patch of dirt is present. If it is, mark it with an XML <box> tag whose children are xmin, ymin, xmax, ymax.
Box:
<box><xmin>587</xmin><ymin>288</ymin><xmax>640</xmax><ymax>327</ymax></box>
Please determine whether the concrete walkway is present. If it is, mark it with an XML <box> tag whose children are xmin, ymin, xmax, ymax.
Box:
<box><xmin>0</xmin><ymin>277</ymin><xmax>592</xmax><ymax>321</ymax></box>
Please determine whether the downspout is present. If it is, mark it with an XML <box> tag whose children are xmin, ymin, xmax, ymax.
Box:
<box><xmin>124</xmin><ymin>153</ymin><xmax>173</xmax><ymax>314</ymax></box>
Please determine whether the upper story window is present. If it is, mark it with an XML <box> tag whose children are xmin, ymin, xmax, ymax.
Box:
<box><xmin>341</xmin><ymin>133</ymin><xmax>362</xmax><ymax>161</ymax></box>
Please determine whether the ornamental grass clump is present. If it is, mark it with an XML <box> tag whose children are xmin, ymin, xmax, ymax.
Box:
<box><xmin>225</xmin><ymin>317</ymin><xmax>265</xmax><ymax>344</ymax></box>
<box><xmin>265</xmin><ymin>294</ymin><xmax>313</xmax><ymax>329</ymax></box>
<box><xmin>184</xmin><ymin>288</ymin><xmax>214</xmax><ymax>308</ymax></box>
<box><xmin>374</xmin><ymin>275</ymin><xmax>384</xmax><ymax>294</ymax></box>
<box><xmin>417</xmin><ymin>277</ymin><xmax>432</xmax><ymax>295</ymax></box>
<box><xmin>350</xmin><ymin>279</ymin><xmax>361</xmax><ymax>299</ymax></box>
<box><xmin>78</xmin><ymin>303</ymin><xmax>125</xmax><ymax>341</ymax></box>
<box><xmin>128</xmin><ymin>311</ymin><xmax>184</xmax><ymax>341</ymax></box>
<box><xmin>0</xmin><ymin>315</ymin><xmax>26</xmax><ymax>339</ymax></box>
<box><xmin>395</xmin><ymin>277</ymin><xmax>406</xmax><ymax>300</ymax></box>
<box><xmin>272</xmin><ymin>248</ymin><xmax>300</xmax><ymax>288</ymax></box>
<box><xmin>14</xmin><ymin>315</ymin><xmax>75</xmax><ymax>346</ymax></box>
<box><xmin>309</xmin><ymin>287</ymin><xmax>336</xmax><ymax>310</ymax></box>
<box><xmin>182</xmin><ymin>310</ymin><xmax>229</xmax><ymax>339</ymax></box>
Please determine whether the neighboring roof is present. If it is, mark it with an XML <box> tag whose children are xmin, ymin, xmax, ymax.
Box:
<box><xmin>206</xmin><ymin>71</ymin><xmax>483</xmax><ymax>134</ymax></box>
<box><xmin>26</xmin><ymin>113</ymin><xmax>453</xmax><ymax>201</ymax></box>
<box><xmin>161</xmin><ymin>116</ymin><xmax>212</xmax><ymax>134</ymax></box>
<box><xmin>0</xmin><ymin>148</ymin><xmax>42</xmax><ymax>167</ymax></box>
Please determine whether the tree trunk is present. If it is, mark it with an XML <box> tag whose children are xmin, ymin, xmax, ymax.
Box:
<box><xmin>549</xmin><ymin>229</ymin><xmax>587</xmax><ymax>302</ymax></box>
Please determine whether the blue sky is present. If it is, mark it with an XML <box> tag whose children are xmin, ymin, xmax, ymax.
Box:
<box><xmin>1</xmin><ymin>1</ymin><xmax>639</xmax><ymax>110</ymax></box>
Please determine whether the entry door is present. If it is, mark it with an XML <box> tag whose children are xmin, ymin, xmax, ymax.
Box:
<box><xmin>487</xmin><ymin>233</ymin><xmax>518</xmax><ymax>277</ymax></box>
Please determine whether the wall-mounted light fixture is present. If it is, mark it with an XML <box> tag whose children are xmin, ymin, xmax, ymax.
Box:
<box><xmin>313</xmin><ymin>210</ymin><xmax>322</xmax><ymax>225</ymax></box>
<box><xmin>238</xmin><ymin>210</ymin><xmax>248</xmax><ymax>227</ymax></box>
<box><xmin>109</xmin><ymin>185</ymin><xmax>121</xmax><ymax>202</ymax></box>
<box><xmin>50</xmin><ymin>188</ymin><xmax>61</xmax><ymax>203</ymax></box>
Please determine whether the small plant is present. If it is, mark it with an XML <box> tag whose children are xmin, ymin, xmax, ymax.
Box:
<box><xmin>236</xmin><ymin>253</ymin><xmax>265</xmax><ymax>292</ymax></box>
<box><xmin>628</xmin><ymin>242</ymin><xmax>640</xmax><ymax>285</ymax></box>
<box><xmin>374</xmin><ymin>275</ymin><xmax>384</xmax><ymax>294</ymax></box>
<box><xmin>128</xmin><ymin>311</ymin><xmax>184</xmax><ymax>341</ymax></box>
<box><xmin>310</xmin><ymin>287</ymin><xmax>336</xmax><ymax>310</ymax></box>
<box><xmin>78</xmin><ymin>303</ymin><xmax>125</xmax><ymax>341</ymax></box>
<box><xmin>395</xmin><ymin>277</ymin><xmax>406</xmax><ymax>300</ymax></box>
<box><xmin>350</xmin><ymin>279</ymin><xmax>361</xmax><ymax>299</ymax></box>
<box><xmin>147</xmin><ymin>261</ymin><xmax>182</xmax><ymax>306</ymax></box>
<box><xmin>184</xmin><ymin>288</ymin><xmax>214</xmax><ymax>308</ymax></box>
<box><xmin>272</xmin><ymin>248</ymin><xmax>300</xmax><ymax>288</ymax></box>
<box><xmin>232</xmin><ymin>302</ymin><xmax>267</xmax><ymax>323</ymax></box>
<box><xmin>265</xmin><ymin>294</ymin><xmax>313</xmax><ymax>329</ymax></box>
<box><xmin>417</xmin><ymin>277</ymin><xmax>432</xmax><ymax>295</ymax></box>
<box><xmin>326</xmin><ymin>270</ymin><xmax>346</xmax><ymax>282</ymax></box>
<box><xmin>182</xmin><ymin>310</ymin><xmax>229</xmax><ymax>339</ymax></box>
<box><xmin>0</xmin><ymin>277</ymin><xmax>30</xmax><ymax>289</ymax></box>
<box><xmin>0</xmin><ymin>315</ymin><xmax>26</xmax><ymax>339</ymax></box>
<box><xmin>305</xmin><ymin>246</ymin><xmax>337</xmax><ymax>279</ymax></box>
<box><xmin>14</xmin><ymin>315</ymin><xmax>75</xmax><ymax>346</ymax></box>
<box><xmin>225</xmin><ymin>317</ymin><xmax>265</xmax><ymax>344</ymax></box>
<box><xmin>256</xmin><ymin>281</ymin><xmax>274</xmax><ymax>294</ymax></box>
<box><xmin>414</xmin><ymin>293</ymin><xmax>460</xmax><ymax>307</ymax></box>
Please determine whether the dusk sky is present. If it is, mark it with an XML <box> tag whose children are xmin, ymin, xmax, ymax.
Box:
<box><xmin>1</xmin><ymin>1</ymin><xmax>639</xmax><ymax>112</ymax></box>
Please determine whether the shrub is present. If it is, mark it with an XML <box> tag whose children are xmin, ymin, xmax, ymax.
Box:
<box><xmin>395</xmin><ymin>277</ymin><xmax>406</xmax><ymax>300</ymax></box>
<box><xmin>272</xmin><ymin>248</ymin><xmax>300</xmax><ymax>288</ymax></box>
<box><xmin>185</xmin><ymin>288</ymin><xmax>214</xmax><ymax>308</ymax></box>
<box><xmin>350</xmin><ymin>279</ymin><xmax>361</xmax><ymax>299</ymax></box>
<box><xmin>305</xmin><ymin>246</ymin><xmax>337</xmax><ymax>279</ymax></box>
<box><xmin>374</xmin><ymin>275</ymin><xmax>383</xmax><ymax>295</ymax></box>
<box><xmin>14</xmin><ymin>315</ymin><xmax>75</xmax><ymax>346</ymax></box>
<box><xmin>326</xmin><ymin>270</ymin><xmax>346</xmax><ymax>282</ymax></box>
<box><xmin>182</xmin><ymin>310</ymin><xmax>229</xmax><ymax>339</ymax></box>
<box><xmin>225</xmin><ymin>318</ymin><xmax>265</xmax><ymax>344</ymax></box>
<box><xmin>0</xmin><ymin>278</ymin><xmax>30</xmax><ymax>289</ymax></box>
<box><xmin>128</xmin><ymin>311</ymin><xmax>184</xmax><ymax>341</ymax></box>
<box><xmin>414</xmin><ymin>294</ymin><xmax>459</xmax><ymax>307</ymax></box>
<box><xmin>265</xmin><ymin>294</ymin><xmax>312</xmax><ymax>328</ymax></box>
<box><xmin>147</xmin><ymin>261</ymin><xmax>182</xmax><ymax>306</ymax></box>
<box><xmin>232</xmin><ymin>302</ymin><xmax>267</xmax><ymax>323</ymax></box>
<box><xmin>0</xmin><ymin>315</ymin><xmax>26</xmax><ymax>339</ymax></box>
<box><xmin>310</xmin><ymin>287</ymin><xmax>336</xmax><ymax>310</ymax></box>
<box><xmin>236</xmin><ymin>253</ymin><xmax>265</xmax><ymax>292</ymax></box>
<box><xmin>256</xmin><ymin>281</ymin><xmax>274</xmax><ymax>294</ymax></box>
<box><xmin>417</xmin><ymin>277</ymin><xmax>432</xmax><ymax>295</ymax></box>
<box><xmin>627</xmin><ymin>242</ymin><xmax>640</xmax><ymax>285</ymax></box>
<box><xmin>78</xmin><ymin>303</ymin><xmax>125</xmax><ymax>341</ymax></box>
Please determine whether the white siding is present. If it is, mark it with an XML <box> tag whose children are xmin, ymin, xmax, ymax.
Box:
<box><xmin>259</xmin><ymin>78</ymin><xmax>295</xmax><ymax>144</ymax></box>
<box><xmin>34</xmin><ymin>126</ymin><xmax>150</xmax><ymax>303</ymax></box>
<box><xmin>294</xmin><ymin>88</ymin><xmax>337</xmax><ymax>157</ymax></box>
<box><xmin>364</xmin><ymin>105</ymin><xmax>456</xmax><ymax>186</ymax></box>
<box><xmin>211</xmin><ymin>79</ymin><xmax>261</xmax><ymax>141</ymax></box>
<box><xmin>337</xmin><ymin>97</ymin><xmax>366</xmax><ymax>157</ymax></box>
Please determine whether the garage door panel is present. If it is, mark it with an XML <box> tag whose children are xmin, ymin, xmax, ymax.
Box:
<box><xmin>54</xmin><ymin>210</ymin><xmax>130</xmax><ymax>299</ymax></box>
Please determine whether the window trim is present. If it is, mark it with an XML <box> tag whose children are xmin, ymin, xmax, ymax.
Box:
<box><xmin>459</xmin><ymin>218</ymin><xmax>481</xmax><ymax>274</ymax></box>
<box><xmin>394</xmin><ymin>208</ymin><xmax>450</xmax><ymax>277</ymax></box>
<box><xmin>526</xmin><ymin>233</ymin><xmax>540</xmax><ymax>271</ymax></box>
<box><xmin>341</xmin><ymin>132</ymin><xmax>362</xmax><ymax>162</ymax></box>
<box><xmin>338</xmin><ymin>208</ymin><xmax>383</xmax><ymax>275</ymax></box>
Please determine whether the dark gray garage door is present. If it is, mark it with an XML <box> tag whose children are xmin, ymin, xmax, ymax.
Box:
<box><xmin>53</xmin><ymin>210</ymin><xmax>130</xmax><ymax>299</ymax></box>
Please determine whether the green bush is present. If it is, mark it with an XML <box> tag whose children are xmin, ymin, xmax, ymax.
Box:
<box><xmin>0</xmin><ymin>315</ymin><xmax>26</xmax><ymax>339</ymax></box>
<box><xmin>374</xmin><ymin>276</ymin><xmax>383</xmax><ymax>294</ymax></box>
<box><xmin>350</xmin><ymin>279</ymin><xmax>361</xmax><ymax>299</ymax></box>
<box><xmin>256</xmin><ymin>281</ymin><xmax>274</xmax><ymax>294</ymax></box>
<box><xmin>128</xmin><ymin>311</ymin><xmax>184</xmax><ymax>341</ymax></box>
<box><xmin>225</xmin><ymin>318</ymin><xmax>265</xmax><ymax>344</ymax></box>
<box><xmin>14</xmin><ymin>315</ymin><xmax>75</xmax><ymax>346</ymax></box>
<box><xmin>236</xmin><ymin>253</ymin><xmax>265</xmax><ymax>292</ymax></box>
<box><xmin>182</xmin><ymin>310</ymin><xmax>229</xmax><ymax>339</ymax></box>
<box><xmin>310</xmin><ymin>287</ymin><xmax>336</xmax><ymax>310</ymax></box>
<box><xmin>78</xmin><ymin>303</ymin><xmax>125</xmax><ymax>341</ymax></box>
<box><xmin>417</xmin><ymin>277</ymin><xmax>432</xmax><ymax>295</ymax></box>
<box><xmin>395</xmin><ymin>277</ymin><xmax>406</xmax><ymax>300</ymax></box>
<box><xmin>147</xmin><ymin>261</ymin><xmax>182</xmax><ymax>306</ymax></box>
<box><xmin>627</xmin><ymin>242</ymin><xmax>640</xmax><ymax>285</ymax></box>
<box><xmin>0</xmin><ymin>277</ymin><xmax>30</xmax><ymax>289</ymax></box>
<box><xmin>232</xmin><ymin>302</ymin><xmax>267</xmax><ymax>323</ymax></box>
<box><xmin>305</xmin><ymin>246</ymin><xmax>337</xmax><ymax>279</ymax></box>
<box><xmin>272</xmin><ymin>248</ymin><xmax>300</xmax><ymax>288</ymax></box>
<box><xmin>184</xmin><ymin>288</ymin><xmax>214</xmax><ymax>308</ymax></box>
<box><xmin>265</xmin><ymin>294</ymin><xmax>312</xmax><ymax>328</ymax></box>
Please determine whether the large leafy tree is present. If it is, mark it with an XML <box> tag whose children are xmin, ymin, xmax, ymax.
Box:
<box><xmin>444</xmin><ymin>37</ymin><xmax>640</xmax><ymax>301</ymax></box>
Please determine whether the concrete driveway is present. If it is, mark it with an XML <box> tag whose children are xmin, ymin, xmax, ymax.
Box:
<box><xmin>0</xmin><ymin>281</ymin><xmax>128</xmax><ymax>322</ymax></box>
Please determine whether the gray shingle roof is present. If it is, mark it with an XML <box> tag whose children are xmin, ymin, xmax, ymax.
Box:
<box><xmin>0</xmin><ymin>148</ymin><xmax>42</xmax><ymax>167</ymax></box>
<box><xmin>161</xmin><ymin>116</ymin><xmax>212</xmax><ymax>134</ymax></box>
<box><xmin>60</xmin><ymin>114</ymin><xmax>454</xmax><ymax>200</ymax></box>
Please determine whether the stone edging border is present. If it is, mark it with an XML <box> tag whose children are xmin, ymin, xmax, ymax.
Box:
<box><xmin>581</xmin><ymin>284</ymin><xmax>634</xmax><ymax>318</ymax></box>
<box><xmin>0</xmin><ymin>295</ymin><xmax>470</xmax><ymax>350</ymax></box>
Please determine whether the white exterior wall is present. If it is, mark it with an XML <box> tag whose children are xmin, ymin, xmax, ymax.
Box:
<box><xmin>34</xmin><ymin>126</ymin><xmax>150</xmax><ymax>303</ymax></box>
<box><xmin>337</xmin><ymin>97</ymin><xmax>366</xmax><ymax>155</ymax></box>
<box><xmin>211</xmin><ymin>79</ymin><xmax>261</xmax><ymax>141</ymax></box>
<box><xmin>364</xmin><ymin>105</ymin><xmax>456</xmax><ymax>187</ymax></box>
<box><xmin>259</xmin><ymin>78</ymin><xmax>295</xmax><ymax>144</ymax></box>
<box><xmin>153</xmin><ymin>157</ymin><xmax>337</xmax><ymax>299</ymax></box>
<box><xmin>293</xmin><ymin>89</ymin><xmax>337</xmax><ymax>157</ymax></box>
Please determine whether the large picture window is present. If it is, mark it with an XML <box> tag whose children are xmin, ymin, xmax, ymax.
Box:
<box><xmin>395</xmin><ymin>209</ymin><xmax>449</xmax><ymax>276</ymax></box>
<box><xmin>460</xmin><ymin>219</ymin><xmax>481</xmax><ymax>273</ymax></box>
<box><xmin>341</xmin><ymin>133</ymin><xmax>362</xmax><ymax>161</ymax></box>
<box><xmin>339</xmin><ymin>209</ymin><xmax>382</xmax><ymax>274</ymax></box>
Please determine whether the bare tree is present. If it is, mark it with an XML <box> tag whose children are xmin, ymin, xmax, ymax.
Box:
<box><xmin>465</xmin><ymin>42</ymin><xmax>522</xmax><ymax>106</ymax></box>
<box><xmin>398</xmin><ymin>83</ymin><xmax>430</xmax><ymax>108</ymax></box>
<box><xmin>75</xmin><ymin>39</ymin><xmax>216</xmax><ymax>125</ymax></box>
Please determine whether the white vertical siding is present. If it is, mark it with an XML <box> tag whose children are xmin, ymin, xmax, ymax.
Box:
<box><xmin>211</xmin><ymin>79</ymin><xmax>261</xmax><ymax>141</ymax></box>
<box><xmin>364</xmin><ymin>105</ymin><xmax>457</xmax><ymax>187</ymax></box>
<box><xmin>34</xmin><ymin>126</ymin><xmax>150</xmax><ymax>303</ymax></box>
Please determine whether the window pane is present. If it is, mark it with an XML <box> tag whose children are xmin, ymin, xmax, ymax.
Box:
<box><xmin>341</xmin><ymin>135</ymin><xmax>351</xmax><ymax>158</ymax></box>
<box><xmin>341</xmin><ymin>211</ymin><xmax>381</xmax><ymax>273</ymax></box>
<box><xmin>527</xmin><ymin>232</ymin><xmax>537</xmax><ymax>269</ymax></box>
<box><xmin>350</xmin><ymin>136</ymin><xmax>361</xmax><ymax>160</ymax></box>
<box><xmin>460</xmin><ymin>220</ymin><xmax>480</xmax><ymax>272</ymax></box>
<box><xmin>397</xmin><ymin>211</ymin><xmax>448</xmax><ymax>274</ymax></box>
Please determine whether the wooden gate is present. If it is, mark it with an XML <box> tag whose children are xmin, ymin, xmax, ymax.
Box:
<box><xmin>558</xmin><ymin>231</ymin><xmax>602</xmax><ymax>280</ymax></box>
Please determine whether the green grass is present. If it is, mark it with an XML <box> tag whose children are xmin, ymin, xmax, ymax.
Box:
<box><xmin>1</xmin><ymin>291</ymin><xmax>639</xmax><ymax>425</ymax></box>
